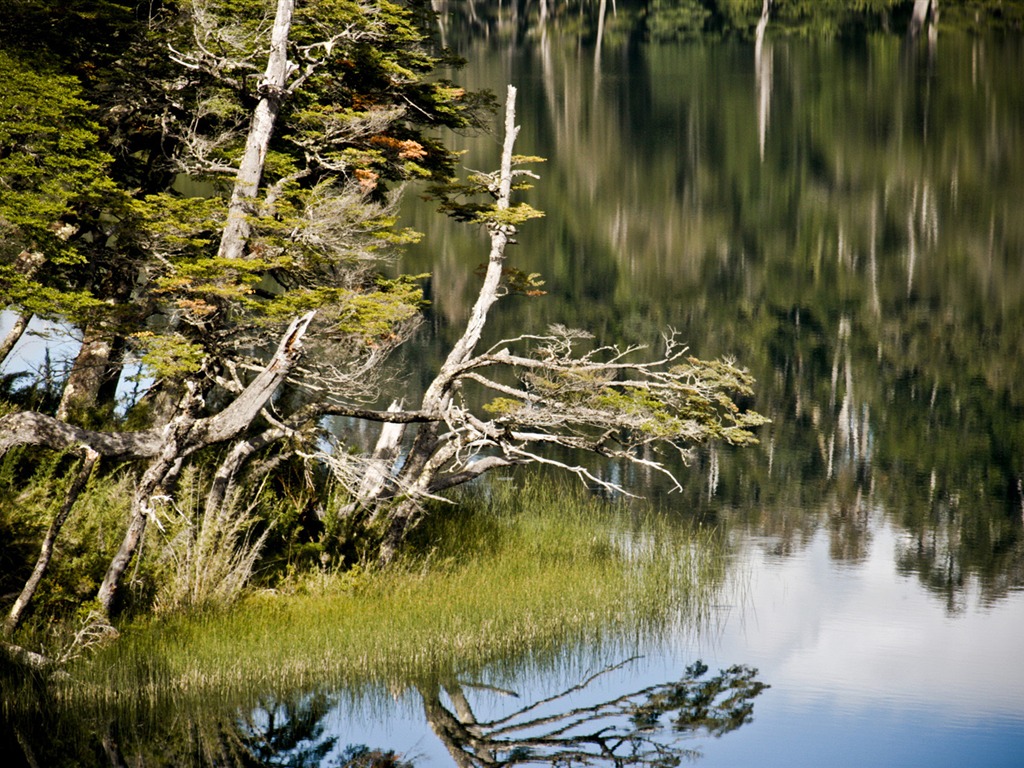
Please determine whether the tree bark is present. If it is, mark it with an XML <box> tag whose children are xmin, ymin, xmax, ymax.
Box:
<box><xmin>217</xmin><ymin>0</ymin><xmax>295</xmax><ymax>261</ymax></box>
<box><xmin>96</xmin><ymin>426</ymin><xmax>186</xmax><ymax>614</ymax></box>
<box><xmin>375</xmin><ymin>496</ymin><xmax>420</xmax><ymax>565</ymax></box>
<box><xmin>0</xmin><ymin>410</ymin><xmax>166</xmax><ymax>458</ymax></box>
<box><xmin>3</xmin><ymin>447</ymin><xmax>99</xmax><ymax>637</ymax></box>
<box><xmin>204</xmin><ymin>427</ymin><xmax>287</xmax><ymax>521</ymax></box>
<box><xmin>56</xmin><ymin>326</ymin><xmax>123</xmax><ymax>422</ymax></box>
<box><xmin>0</xmin><ymin>314</ymin><xmax>315</xmax><ymax>460</ymax></box>
<box><xmin>428</xmin><ymin>85</ymin><xmax>519</xmax><ymax>379</ymax></box>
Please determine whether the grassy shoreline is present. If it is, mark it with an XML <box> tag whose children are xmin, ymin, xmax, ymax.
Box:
<box><xmin>56</xmin><ymin>478</ymin><xmax>726</xmax><ymax>705</ymax></box>
<box><xmin>1</xmin><ymin>477</ymin><xmax>734</xmax><ymax>766</ymax></box>
<box><xmin>0</xmin><ymin>478</ymin><xmax>731</xmax><ymax>759</ymax></box>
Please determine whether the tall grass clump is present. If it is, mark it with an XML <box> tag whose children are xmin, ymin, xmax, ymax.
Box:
<box><xmin>147</xmin><ymin>467</ymin><xmax>270</xmax><ymax>614</ymax></box>
<box><xmin>1</xmin><ymin>453</ymin><xmax>271</xmax><ymax>669</ymax></box>
<box><xmin>73</xmin><ymin>475</ymin><xmax>730</xmax><ymax>707</ymax></box>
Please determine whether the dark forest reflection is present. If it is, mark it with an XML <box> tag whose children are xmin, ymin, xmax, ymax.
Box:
<box><xmin>2</xmin><ymin>659</ymin><xmax>766</xmax><ymax>767</ymax></box>
<box><xmin>395</xmin><ymin>28</ymin><xmax>1024</xmax><ymax>610</ymax></box>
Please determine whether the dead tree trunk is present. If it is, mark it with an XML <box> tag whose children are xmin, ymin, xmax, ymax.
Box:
<box><xmin>374</xmin><ymin>86</ymin><xmax>522</xmax><ymax>564</ymax></box>
<box><xmin>95</xmin><ymin>410</ymin><xmax>193</xmax><ymax>614</ymax></box>
<box><xmin>203</xmin><ymin>426</ymin><xmax>288</xmax><ymax>521</ymax></box>
<box><xmin>217</xmin><ymin>0</ymin><xmax>295</xmax><ymax>261</ymax></box>
<box><xmin>321</xmin><ymin>84</ymin><xmax>764</xmax><ymax>567</ymax></box>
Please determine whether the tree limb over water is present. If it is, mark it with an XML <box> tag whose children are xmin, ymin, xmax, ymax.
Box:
<box><xmin>0</xmin><ymin>1</ymin><xmax>762</xmax><ymax>637</ymax></box>
<box><xmin>320</xmin><ymin>86</ymin><xmax>766</xmax><ymax>564</ymax></box>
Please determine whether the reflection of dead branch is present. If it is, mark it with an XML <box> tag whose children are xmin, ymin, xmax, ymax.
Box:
<box><xmin>420</xmin><ymin>657</ymin><xmax>769</xmax><ymax>766</ymax></box>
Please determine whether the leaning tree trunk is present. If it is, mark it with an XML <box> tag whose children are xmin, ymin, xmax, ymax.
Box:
<box><xmin>0</xmin><ymin>312</ymin><xmax>30</xmax><ymax>367</ymax></box>
<box><xmin>203</xmin><ymin>426</ymin><xmax>288</xmax><ymax>522</ymax></box>
<box><xmin>94</xmin><ymin>0</ymin><xmax>301</xmax><ymax>614</ymax></box>
<box><xmin>3</xmin><ymin>447</ymin><xmax>99</xmax><ymax>637</ymax></box>
<box><xmin>217</xmin><ymin>0</ymin><xmax>295</xmax><ymax>261</ymax></box>
<box><xmin>374</xmin><ymin>86</ymin><xmax>522</xmax><ymax>564</ymax></box>
<box><xmin>95</xmin><ymin>413</ymin><xmax>192</xmax><ymax>614</ymax></box>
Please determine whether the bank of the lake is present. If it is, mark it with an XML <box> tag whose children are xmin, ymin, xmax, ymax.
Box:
<box><xmin>2</xmin><ymin>479</ymin><xmax>735</xmax><ymax>765</ymax></box>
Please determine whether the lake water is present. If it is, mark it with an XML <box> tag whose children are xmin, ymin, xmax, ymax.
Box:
<box><xmin>6</xmin><ymin>20</ymin><xmax>1024</xmax><ymax>768</ymax></box>
<box><xmin>384</xmin><ymin>24</ymin><xmax>1024</xmax><ymax>766</ymax></box>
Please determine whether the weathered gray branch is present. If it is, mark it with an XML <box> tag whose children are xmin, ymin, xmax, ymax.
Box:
<box><xmin>204</xmin><ymin>427</ymin><xmax>289</xmax><ymax>522</ymax></box>
<box><xmin>0</xmin><ymin>411</ymin><xmax>165</xmax><ymax>457</ymax></box>
<box><xmin>217</xmin><ymin>0</ymin><xmax>295</xmax><ymax>261</ymax></box>
<box><xmin>416</xmin><ymin>85</ymin><xmax>521</xmax><ymax>412</ymax></box>
<box><xmin>316</xmin><ymin>85</ymin><xmax>764</xmax><ymax>565</ymax></box>
<box><xmin>426</xmin><ymin>456</ymin><xmax>519</xmax><ymax>494</ymax></box>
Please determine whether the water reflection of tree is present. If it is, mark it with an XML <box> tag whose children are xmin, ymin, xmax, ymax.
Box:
<box><xmin>427</xmin><ymin>0</ymin><xmax>959</xmax><ymax>45</ymax></box>
<box><xmin>2</xmin><ymin>659</ymin><xmax>765</xmax><ymax>767</ymax></box>
<box><xmin>0</xmin><ymin>687</ymin><xmax>410</xmax><ymax>768</ymax></box>
<box><xmin>419</xmin><ymin>658</ymin><xmax>767</xmax><ymax>766</ymax></box>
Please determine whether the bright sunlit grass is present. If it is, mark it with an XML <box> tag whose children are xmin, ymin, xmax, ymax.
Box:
<box><xmin>67</xmin><ymin>476</ymin><xmax>728</xmax><ymax>707</ymax></box>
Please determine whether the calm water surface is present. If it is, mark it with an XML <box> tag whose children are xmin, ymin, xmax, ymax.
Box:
<box><xmin>385</xmin><ymin>26</ymin><xmax>1024</xmax><ymax>766</ymax></box>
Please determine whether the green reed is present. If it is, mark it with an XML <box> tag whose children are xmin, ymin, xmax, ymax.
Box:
<box><xmin>54</xmin><ymin>475</ymin><xmax>728</xmax><ymax>708</ymax></box>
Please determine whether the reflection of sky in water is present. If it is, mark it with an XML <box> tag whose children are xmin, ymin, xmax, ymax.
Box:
<box><xmin>690</xmin><ymin>518</ymin><xmax>1024</xmax><ymax>766</ymax></box>
<box><xmin>304</xmin><ymin>514</ymin><xmax>1024</xmax><ymax>766</ymax></box>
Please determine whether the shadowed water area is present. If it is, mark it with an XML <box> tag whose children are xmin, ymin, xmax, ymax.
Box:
<box><xmin>5</xmin><ymin>17</ymin><xmax>1024</xmax><ymax>768</ymax></box>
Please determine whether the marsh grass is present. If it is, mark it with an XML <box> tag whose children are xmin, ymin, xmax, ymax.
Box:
<box><xmin>59</xmin><ymin>476</ymin><xmax>727</xmax><ymax>712</ymax></box>
<box><xmin>149</xmin><ymin>467</ymin><xmax>270</xmax><ymax>614</ymax></box>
